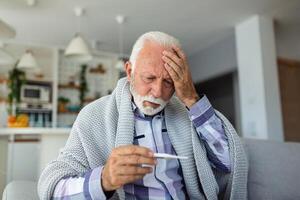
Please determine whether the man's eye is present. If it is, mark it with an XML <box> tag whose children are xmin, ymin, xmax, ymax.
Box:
<box><xmin>143</xmin><ymin>77</ymin><xmax>154</xmax><ymax>83</ymax></box>
<box><xmin>146</xmin><ymin>77</ymin><xmax>155</xmax><ymax>81</ymax></box>
<box><xmin>164</xmin><ymin>80</ymin><xmax>173</xmax><ymax>87</ymax></box>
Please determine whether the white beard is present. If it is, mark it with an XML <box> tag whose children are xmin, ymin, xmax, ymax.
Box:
<box><xmin>130</xmin><ymin>81</ymin><xmax>168</xmax><ymax>116</ymax></box>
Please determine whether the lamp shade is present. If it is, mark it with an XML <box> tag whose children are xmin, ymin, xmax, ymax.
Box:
<box><xmin>65</xmin><ymin>34</ymin><xmax>92</xmax><ymax>62</ymax></box>
<box><xmin>0</xmin><ymin>19</ymin><xmax>16</xmax><ymax>39</ymax></box>
<box><xmin>17</xmin><ymin>50</ymin><xmax>38</xmax><ymax>69</ymax></box>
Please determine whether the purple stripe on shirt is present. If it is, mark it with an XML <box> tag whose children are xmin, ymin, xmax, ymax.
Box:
<box><xmin>133</xmin><ymin>182</ymin><xmax>149</xmax><ymax>199</ymax></box>
<box><xmin>189</xmin><ymin>95</ymin><xmax>211</xmax><ymax>117</ymax></box>
<box><xmin>203</xmin><ymin>142</ymin><xmax>230</xmax><ymax>172</ymax></box>
<box><xmin>192</xmin><ymin>106</ymin><xmax>215</xmax><ymax>127</ymax></box>
<box><xmin>83</xmin><ymin>170</ymin><xmax>93</xmax><ymax>200</ymax></box>
<box><xmin>89</xmin><ymin>166</ymin><xmax>108</xmax><ymax>200</ymax></box>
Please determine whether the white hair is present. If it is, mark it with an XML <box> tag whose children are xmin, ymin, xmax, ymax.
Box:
<box><xmin>129</xmin><ymin>31</ymin><xmax>181</xmax><ymax>72</ymax></box>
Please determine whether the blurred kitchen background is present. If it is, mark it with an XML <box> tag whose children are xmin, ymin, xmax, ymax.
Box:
<box><xmin>0</xmin><ymin>0</ymin><xmax>299</xmax><ymax>196</ymax></box>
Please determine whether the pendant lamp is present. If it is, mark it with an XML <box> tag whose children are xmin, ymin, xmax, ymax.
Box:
<box><xmin>17</xmin><ymin>50</ymin><xmax>38</xmax><ymax>69</ymax></box>
<box><xmin>65</xmin><ymin>7</ymin><xmax>92</xmax><ymax>62</ymax></box>
<box><xmin>115</xmin><ymin>15</ymin><xmax>126</xmax><ymax>71</ymax></box>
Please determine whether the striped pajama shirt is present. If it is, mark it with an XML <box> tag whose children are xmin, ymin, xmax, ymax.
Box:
<box><xmin>52</xmin><ymin>95</ymin><xmax>230</xmax><ymax>199</ymax></box>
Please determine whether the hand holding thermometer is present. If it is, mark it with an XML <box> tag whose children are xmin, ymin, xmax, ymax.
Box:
<box><xmin>154</xmin><ymin>153</ymin><xmax>188</xmax><ymax>160</ymax></box>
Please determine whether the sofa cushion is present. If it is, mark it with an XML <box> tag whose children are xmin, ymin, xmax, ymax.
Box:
<box><xmin>243</xmin><ymin>139</ymin><xmax>300</xmax><ymax>200</ymax></box>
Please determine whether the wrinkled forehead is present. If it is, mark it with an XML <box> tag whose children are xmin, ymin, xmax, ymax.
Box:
<box><xmin>134</xmin><ymin>41</ymin><xmax>173</xmax><ymax>75</ymax></box>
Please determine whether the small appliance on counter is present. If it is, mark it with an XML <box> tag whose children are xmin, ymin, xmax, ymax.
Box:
<box><xmin>20</xmin><ymin>80</ymin><xmax>52</xmax><ymax>105</ymax></box>
<box><xmin>18</xmin><ymin>80</ymin><xmax>53</xmax><ymax>127</ymax></box>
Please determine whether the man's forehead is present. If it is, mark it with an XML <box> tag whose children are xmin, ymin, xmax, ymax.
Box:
<box><xmin>136</xmin><ymin>42</ymin><xmax>172</xmax><ymax>64</ymax></box>
<box><xmin>134</xmin><ymin>41</ymin><xmax>173</xmax><ymax>78</ymax></box>
<box><xmin>141</xmin><ymin>40</ymin><xmax>172</xmax><ymax>54</ymax></box>
<box><xmin>140</xmin><ymin>67</ymin><xmax>171</xmax><ymax>79</ymax></box>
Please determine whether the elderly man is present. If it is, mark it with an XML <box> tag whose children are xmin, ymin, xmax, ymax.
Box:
<box><xmin>38</xmin><ymin>32</ymin><xmax>248</xmax><ymax>200</ymax></box>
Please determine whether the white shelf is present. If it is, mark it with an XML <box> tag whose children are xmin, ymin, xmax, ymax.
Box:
<box><xmin>0</xmin><ymin>128</ymin><xmax>71</xmax><ymax>135</ymax></box>
<box><xmin>0</xmin><ymin>43</ymin><xmax>120</xmax><ymax>130</ymax></box>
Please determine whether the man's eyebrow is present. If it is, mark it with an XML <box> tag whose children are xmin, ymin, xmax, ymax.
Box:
<box><xmin>142</xmin><ymin>73</ymin><xmax>155</xmax><ymax>76</ymax></box>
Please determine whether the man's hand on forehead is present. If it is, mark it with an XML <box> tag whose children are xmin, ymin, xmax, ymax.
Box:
<box><xmin>162</xmin><ymin>46</ymin><xmax>199</xmax><ymax>108</ymax></box>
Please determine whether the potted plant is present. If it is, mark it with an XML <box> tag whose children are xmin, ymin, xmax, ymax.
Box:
<box><xmin>58</xmin><ymin>96</ymin><xmax>70</xmax><ymax>113</ymax></box>
<box><xmin>7</xmin><ymin>61</ymin><xmax>26</xmax><ymax>116</ymax></box>
<box><xmin>79</xmin><ymin>64</ymin><xmax>89</xmax><ymax>108</ymax></box>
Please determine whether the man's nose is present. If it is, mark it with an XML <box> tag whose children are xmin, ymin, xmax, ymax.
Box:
<box><xmin>151</xmin><ymin>81</ymin><xmax>163</xmax><ymax>98</ymax></box>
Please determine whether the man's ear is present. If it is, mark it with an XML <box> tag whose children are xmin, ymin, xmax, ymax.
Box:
<box><xmin>125</xmin><ymin>61</ymin><xmax>132</xmax><ymax>81</ymax></box>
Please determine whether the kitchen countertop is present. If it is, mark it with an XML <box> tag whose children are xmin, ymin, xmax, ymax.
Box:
<box><xmin>0</xmin><ymin>127</ymin><xmax>71</xmax><ymax>135</ymax></box>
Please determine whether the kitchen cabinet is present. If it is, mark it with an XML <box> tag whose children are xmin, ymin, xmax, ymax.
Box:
<box><xmin>0</xmin><ymin>128</ymin><xmax>70</xmax><ymax>194</ymax></box>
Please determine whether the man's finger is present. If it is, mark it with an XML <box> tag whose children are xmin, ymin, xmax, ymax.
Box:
<box><xmin>165</xmin><ymin>63</ymin><xmax>180</xmax><ymax>81</ymax></box>
<box><xmin>162</xmin><ymin>51</ymin><xmax>182</xmax><ymax>68</ymax></box>
<box><xmin>118</xmin><ymin>174</ymin><xmax>145</xmax><ymax>185</ymax></box>
<box><xmin>172</xmin><ymin>46</ymin><xmax>186</xmax><ymax>60</ymax></box>
<box><xmin>118</xmin><ymin>154</ymin><xmax>157</xmax><ymax>166</ymax></box>
<box><xmin>115</xmin><ymin>145</ymin><xmax>154</xmax><ymax>157</ymax></box>
<box><xmin>162</xmin><ymin>56</ymin><xmax>183</xmax><ymax>76</ymax></box>
<box><xmin>117</xmin><ymin>166</ymin><xmax>153</xmax><ymax>176</ymax></box>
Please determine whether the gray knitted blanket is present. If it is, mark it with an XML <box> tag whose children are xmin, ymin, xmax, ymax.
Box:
<box><xmin>38</xmin><ymin>77</ymin><xmax>248</xmax><ymax>200</ymax></box>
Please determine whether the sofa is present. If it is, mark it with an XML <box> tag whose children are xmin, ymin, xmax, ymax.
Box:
<box><xmin>2</xmin><ymin>139</ymin><xmax>300</xmax><ymax>200</ymax></box>
<box><xmin>244</xmin><ymin>139</ymin><xmax>300</xmax><ymax>200</ymax></box>
<box><xmin>2</xmin><ymin>181</ymin><xmax>38</xmax><ymax>200</ymax></box>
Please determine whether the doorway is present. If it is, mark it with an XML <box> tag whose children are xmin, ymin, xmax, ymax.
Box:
<box><xmin>278</xmin><ymin>58</ymin><xmax>300</xmax><ymax>142</ymax></box>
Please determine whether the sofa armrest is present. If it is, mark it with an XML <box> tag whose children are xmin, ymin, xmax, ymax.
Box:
<box><xmin>243</xmin><ymin>139</ymin><xmax>300</xmax><ymax>200</ymax></box>
<box><xmin>2</xmin><ymin>181</ymin><xmax>38</xmax><ymax>200</ymax></box>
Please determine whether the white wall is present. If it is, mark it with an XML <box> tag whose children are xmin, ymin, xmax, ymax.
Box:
<box><xmin>188</xmin><ymin>21</ymin><xmax>300</xmax><ymax>79</ymax></box>
<box><xmin>275</xmin><ymin>24</ymin><xmax>300</xmax><ymax>60</ymax></box>
<box><xmin>188</xmin><ymin>35</ymin><xmax>241</xmax><ymax>132</ymax></box>
<box><xmin>188</xmin><ymin>35</ymin><xmax>237</xmax><ymax>83</ymax></box>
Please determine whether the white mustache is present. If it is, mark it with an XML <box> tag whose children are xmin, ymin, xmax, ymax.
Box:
<box><xmin>130</xmin><ymin>81</ymin><xmax>167</xmax><ymax>115</ymax></box>
<box><xmin>141</xmin><ymin>95</ymin><xmax>166</xmax><ymax>106</ymax></box>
